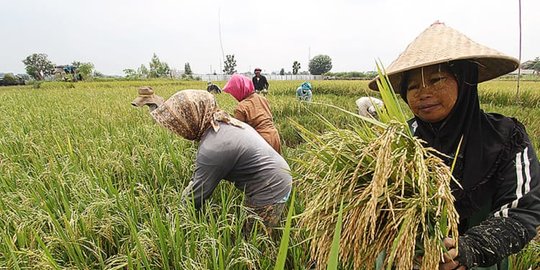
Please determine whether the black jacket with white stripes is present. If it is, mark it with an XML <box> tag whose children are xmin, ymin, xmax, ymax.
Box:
<box><xmin>453</xmin><ymin>118</ymin><xmax>540</xmax><ymax>268</ymax></box>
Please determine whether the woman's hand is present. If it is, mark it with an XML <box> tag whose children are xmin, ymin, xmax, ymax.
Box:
<box><xmin>439</xmin><ymin>238</ymin><xmax>466</xmax><ymax>270</ymax></box>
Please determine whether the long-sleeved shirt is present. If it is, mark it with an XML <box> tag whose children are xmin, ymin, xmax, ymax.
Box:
<box><xmin>456</xmin><ymin>129</ymin><xmax>540</xmax><ymax>268</ymax></box>
<box><xmin>185</xmin><ymin>122</ymin><xmax>292</xmax><ymax>209</ymax></box>
<box><xmin>410</xmin><ymin>118</ymin><xmax>540</xmax><ymax>268</ymax></box>
<box><xmin>234</xmin><ymin>93</ymin><xmax>281</xmax><ymax>153</ymax></box>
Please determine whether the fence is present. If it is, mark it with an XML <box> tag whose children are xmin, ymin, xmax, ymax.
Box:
<box><xmin>194</xmin><ymin>74</ymin><xmax>323</xmax><ymax>82</ymax></box>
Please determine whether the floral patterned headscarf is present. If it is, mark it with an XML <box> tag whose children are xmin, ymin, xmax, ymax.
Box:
<box><xmin>151</xmin><ymin>90</ymin><xmax>243</xmax><ymax>141</ymax></box>
<box><xmin>222</xmin><ymin>74</ymin><xmax>255</xmax><ymax>102</ymax></box>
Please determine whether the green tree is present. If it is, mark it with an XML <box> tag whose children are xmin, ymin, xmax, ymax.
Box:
<box><xmin>533</xmin><ymin>62</ymin><xmax>540</xmax><ymax>75</ymax></box>
<box><xmin>184</xmin><ymin>62</ymin><xmax>193</xmax><ymax>75</ymax></box>
<box><xmin>138</xmin><ymin>64</ymin><xmax>149</xmax><ymax>78</ymax></box>
<box><xmin>292</xmin><ymin>61</ymin><xmax>301</xmax><ymax>75</ymax></box>
<box><xmin>93</xmin><ymin>71</ymin><xmax>105</xmax><ymax>78</ymax></box>
<box><xmin>223</xmin><ymin>55</ymin><xmax>237</xmax><ymax>75</ymax></box>
<box><xmin>522</xmin><ymin>57</ymin><xmax>539</xmax><ymax>69</ymax></box>
<box><xmin>532</xmin><ymin>57</ymin><xmax>540</xmax><ymax>75</ymax></box>
<box><xmin>279</xmin><ymin>68</ymin><xmax>285</xmax><ymax>75</ymax></box>
<box><xmin>308</xmin><ymin>55</ymin><xmax>332</xmax><ymax>75</ymax></box>
<box><xmin>1</xmin><ymin>73</ymin><xmax>19</xmax><ymax>86</ymax></box>
<box><xmin>123</xmin><ymin>69</ymin><xmax>138</xmax><ymax>79</ymax></box>
<box><xmin>149</xmin><ymin>53</ymin><xmax>171</xmax><ymax>78</ymax></box>
<box><xmin>76</xmin><ymin>62</ymin><xmax>95</xmax><ymax>80</ymax></box>
<box><xmin>22</xmin><ymin>53</ymin><xmax>55</xmax><ymax>80</ymax></box>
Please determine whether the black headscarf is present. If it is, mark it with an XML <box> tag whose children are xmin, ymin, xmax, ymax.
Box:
<box><xmin>401</xmin><ymin>61</ymin><xmax>515</xmax><ymax>219</ymax></box>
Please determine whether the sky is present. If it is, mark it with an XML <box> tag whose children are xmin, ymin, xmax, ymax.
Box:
<box><xmin>1</xmin><ymin>0</ymin><xmax>539</xmax><ymax>76</ymax></box>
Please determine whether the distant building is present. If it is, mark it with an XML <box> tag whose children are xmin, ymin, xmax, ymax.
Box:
<box><xmin>509</xmin><ymin>69</ymin><xmax>536</xmax><ymax>76</ymax></box>
<box><xmin>54</xmin><ymin>65</ymin><xmax>81</xmax><ymax>81</ymax></box>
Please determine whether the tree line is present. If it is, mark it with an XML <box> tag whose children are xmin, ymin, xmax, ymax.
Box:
<box><xmin>16</xmin><ymin>52</ymin><xmax>350</xmax><ymax>82</ymax></box>
<box><xmin>521</xmin><ymin>57</ymin><xmax>540</xmax><ymax>74</ymax></box>
<box><xmin>13</xmin><ymin>52</ymin><xmax>540</xmax><ymax>86</ymax></box>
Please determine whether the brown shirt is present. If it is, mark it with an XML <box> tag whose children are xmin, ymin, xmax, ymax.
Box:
<box><xmin>234</xmin><ymin>93</ymin><xmax>281</xmax><ymax>153</ymax></box>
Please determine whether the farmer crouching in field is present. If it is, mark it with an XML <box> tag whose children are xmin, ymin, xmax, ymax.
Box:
<box><xmin>369</xmin><ymin>21</ymin><xmax>540</xmax><ymax>270</ymax></box>
<box><xmin>355</xmin><ymin>96</ymin><xmax>384</xmax><ymax>119</ymax></box>
<box><xmin>140</xmin><ymin>89</ymin><xmax>292</xmax><ymax>235</ymax></box>
<box><xmin>207</xmin><ymin>81</ymin><xmax>222</xmax><ymax>94</ymax></box>
<box><xmin>223</xmin><ymin>74</ymin><xmax>282</xmax><ymax>154</ymax></box>
<box><xmin>296</xmin><ymin>82</ymin><xmax>313</xmax><ymax>102</ymax></box>
<box><xmin>131</xmin><ymin>86</ymin><xmax>164</xmax><ymax>110</ymax></box>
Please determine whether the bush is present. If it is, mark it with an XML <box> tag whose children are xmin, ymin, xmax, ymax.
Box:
<box><xmin>0</xmin><ymin>73</ymin><xmax>20</xmax><ymax>86</ymax></box>
<box><xmin>32</xmin><ymin>81</ymin><xmax>42</xmax><ymax>89</ymax></box>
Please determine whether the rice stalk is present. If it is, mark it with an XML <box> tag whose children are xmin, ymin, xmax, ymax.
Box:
<box><xmin>509</xmin><ymin>240</ymin><xmax>540</xmax><ymax>270</ymax></box>
<box><xmin>294</xmin><ymin>62</ymin><xmax>459</xmax><ymax>269</ymax></box>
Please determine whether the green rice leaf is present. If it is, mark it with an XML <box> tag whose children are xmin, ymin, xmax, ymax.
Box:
<box><xmin>326</xmin><ymin>199</ymin><xmax>344</xmax><ymax>270</ymax></box>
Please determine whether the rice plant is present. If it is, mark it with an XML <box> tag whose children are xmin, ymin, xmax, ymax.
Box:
<box><xmin>0</xmin><ymin>77</ymin><xmax>538</xmax><ymax>268</ymax></box>
<box><xmin>293</xmin><ymin>64</ymin><xmax>460</xmax><ymax>269</ymax></box>
<box><xmin>509</xmin><ymin>240</ymin><xmax>540</xmax><ymax>270</ymax></box>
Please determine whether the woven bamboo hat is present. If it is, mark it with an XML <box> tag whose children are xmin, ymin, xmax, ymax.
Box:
<box><xmin>131</xmin><ymin>86</ymin><xmax>164</xmax><ymax>107</ymax></box>
<box><xmin>368</xmin><ymin>21</ymin><xmax>519</xmax><ymax>91</ymax></box>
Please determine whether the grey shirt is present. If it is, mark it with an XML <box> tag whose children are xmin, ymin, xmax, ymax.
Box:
<box><xmin>185</xmin><ymin>122</ymin><xmax>292</xmax><ymax>209</ymax></box>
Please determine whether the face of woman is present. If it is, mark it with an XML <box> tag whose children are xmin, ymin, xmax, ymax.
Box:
<box><xmin>405</xmin><ymin>64</ymin><xmax>458</xmax><ymax>123</ymax></box>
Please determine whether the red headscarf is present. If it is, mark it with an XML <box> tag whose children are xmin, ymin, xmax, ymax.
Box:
<box><xmin>223</xmin><ymin>74</ymin><xmax>255</xmax><ymax>102</ymax></box>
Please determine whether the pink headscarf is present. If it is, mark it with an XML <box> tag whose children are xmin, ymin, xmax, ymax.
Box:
<box><xmin>223</xmin><ymin>74</ymin><xmax>255</xmax><ymax>102</ymax></box>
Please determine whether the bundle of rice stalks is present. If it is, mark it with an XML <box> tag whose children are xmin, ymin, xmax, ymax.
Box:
<box><xmin>294</xmin><ymin>64</ymin><xmax>459</xmax><ymax>269</ymax></box>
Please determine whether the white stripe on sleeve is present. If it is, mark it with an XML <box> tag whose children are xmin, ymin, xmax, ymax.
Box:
<box><xmin>495</xmin><ymin>148</ymin><xmax>531</xmax><ymax>218</ymax></box>
<box><xmin>523</xmin><ymin>147</ymin><xmax>531</xmax><ymax>194</ymax></box>
<box><xmin>512</xmin><ymin>151</ymin><xmax>524</xmax><ymax>209</ymax></box>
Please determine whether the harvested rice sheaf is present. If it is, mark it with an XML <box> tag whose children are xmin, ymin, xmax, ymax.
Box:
<box><xmin>295</xmin><ymin>120</ymin><xmax>459</xmax><ymax>270</ymax></box>
<box><xmin>294</xmin><ymin>65</ymin><xmax>460</xmax><ymax>270</ymax></box>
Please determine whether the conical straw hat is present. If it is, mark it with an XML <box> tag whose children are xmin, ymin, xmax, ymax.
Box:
<box><xmin>368</xmin><ymin>21</ymin><xmax>519</xmax><ymax>91</ymax></box>
<box><xmin>138</xmin><ymin>86</ymin><xmax>154</xmax><ymax>95</ymax></box>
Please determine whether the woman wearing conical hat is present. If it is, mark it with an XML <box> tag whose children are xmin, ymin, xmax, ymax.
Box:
<box><xmin>370</xmin><ymin>22</ymin><xmax>540</xmax><ymax>269</ymax></box>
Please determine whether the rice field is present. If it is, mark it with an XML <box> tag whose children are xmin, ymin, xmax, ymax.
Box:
<box><xmin>0</xmin><ymin>79</ymin><xmax>539</xmax><ymax>269</ymax></box>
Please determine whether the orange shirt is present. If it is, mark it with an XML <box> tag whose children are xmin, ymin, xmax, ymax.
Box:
<box><xmin>234</xmin><ymin>93</ymin><xmax>282</xmax><ymax>153</ymax></box>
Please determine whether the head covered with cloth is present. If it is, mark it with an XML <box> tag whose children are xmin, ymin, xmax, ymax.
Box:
<box><xmin>150</xmin><ymin>90</ymin><xmax>242</xmax><ymax>141</ymax></box>
<box><xmin>223</xmin><ymin>74</ymin><xmax>255</xmax><ymax>102</ymax></box>
<box><xmin>369</xmin><ymin>21</ymin><xmax>540</xmax><ymax>269</ymax></box>
<box><xmin>222</xmin><ymin>74</ymin><xmax>282</xmax><ymax>153</ymax></box>
<box><xmin>296</xmin><ymin>82</ymin><xmax>313</xmax><ymax>102</ymax></box>
<box><xmin>369</xmin><ymin>21</ymin><xmax>520</xmax><ymax>200</ymax></box>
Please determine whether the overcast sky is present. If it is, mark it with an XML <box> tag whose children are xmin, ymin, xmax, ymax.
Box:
<box><xmin>1</xmin><ymin>0</ymin><xmax>538</xmax><ymax>76</ymax></box>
